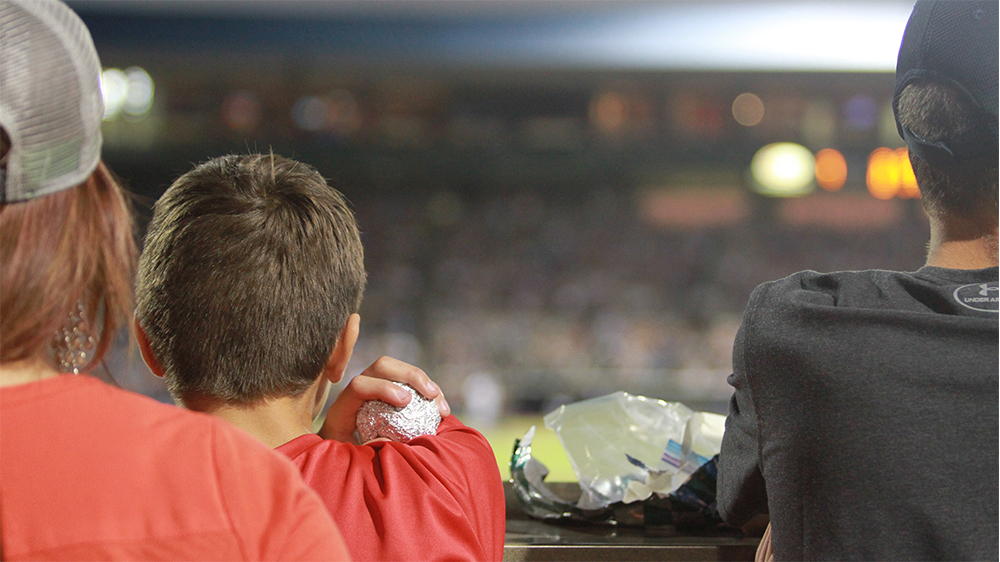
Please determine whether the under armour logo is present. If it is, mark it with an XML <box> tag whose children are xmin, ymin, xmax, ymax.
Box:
<box><xmin>953</xmin><ymin>283</ymin><xmax>999</xmax><ymax>313</ymax></box>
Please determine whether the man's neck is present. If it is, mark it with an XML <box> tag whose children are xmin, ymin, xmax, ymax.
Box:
<box><xmin>192</xmin><ymin>394</ymin><xmax>317</xmax><ymax>449</ymax></box>
<box><xmin>925</xmin><ymin>215</ymin><xmax>999</xmax><ymax>269</ymax></box>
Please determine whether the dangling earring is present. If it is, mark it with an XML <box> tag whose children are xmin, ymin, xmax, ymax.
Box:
<box><xmin>52</xmin><ymin>302</ymin><xmax>96</xmax><ymax>374</ymax></box>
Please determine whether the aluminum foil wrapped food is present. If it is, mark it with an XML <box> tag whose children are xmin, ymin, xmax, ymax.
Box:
<box><xmin>356</xmin><ymin>382</ymin><xmax>442</xmax><ymax>443</ymax></box>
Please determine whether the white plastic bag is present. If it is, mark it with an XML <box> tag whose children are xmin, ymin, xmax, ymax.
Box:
<box><xmin>543</xmin><ymin>391</ymin><xmax>725</xmax><ymax>510</ymax></box>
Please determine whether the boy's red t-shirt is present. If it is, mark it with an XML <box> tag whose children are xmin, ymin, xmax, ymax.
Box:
<box><xmin>0</xmin><ymin>375</ymin><xmax>349</xmax><ymax>561</ymax></box>
<box><xmin>278</xmin><ymin>415</ymin><xmax>506</xmax><ymax>562</ymax></box>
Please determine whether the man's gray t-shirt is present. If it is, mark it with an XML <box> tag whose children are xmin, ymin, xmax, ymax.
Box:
<box><xmin>718</xmin><ymin>266</ymin><xmax>998</xmax><ymax>560</ymax></box>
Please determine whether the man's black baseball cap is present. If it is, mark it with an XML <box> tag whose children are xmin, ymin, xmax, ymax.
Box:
<box><xmin>892</xmin><ymin>0</ymin><xmax>998</xmax><ymax>165</ymax></box>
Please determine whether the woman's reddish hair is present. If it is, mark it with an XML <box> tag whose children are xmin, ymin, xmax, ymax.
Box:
<box><xmin>1</xmin><ymin>161</ymin><xmax>137</xmax><ymax>370</ymax></box>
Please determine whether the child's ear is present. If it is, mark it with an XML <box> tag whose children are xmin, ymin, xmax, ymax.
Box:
<box><xmin>323</xmin><ymin>313</ymin><xmax>360</xmax><ymax>385</ymax></box>
<box><xmin>134</xmin><ymin>317</ymin><xmax>166</xmax><ymax>379</ymax></box>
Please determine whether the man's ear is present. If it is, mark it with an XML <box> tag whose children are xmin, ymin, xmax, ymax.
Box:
<box><xmin>322</xmin><ymin>313</ymin><xmax>360</xmax><ymax>385</ymax></box>
<box><xmin>134</xmin><ymin>316</ymin><xmax>166</xmax><ymax>379</ymax></box>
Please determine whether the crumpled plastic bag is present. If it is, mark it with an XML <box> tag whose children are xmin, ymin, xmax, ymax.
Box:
<box><xmin>509</xmin><ymin>391</ymin><xmax>728</xmax><ymax>529</ymax></box>
<box><xmin>510</xmin><ymin>428</ymin><xmax>729</xmax><ymax>530</ymax></box>
<box><xmin>542</xmin><ymin>391</ymin><xmax>725</xmax><ymax>510</ymax></box>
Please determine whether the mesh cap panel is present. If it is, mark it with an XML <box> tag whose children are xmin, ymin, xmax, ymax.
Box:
<box><xmin>0</xmin><ymin>0</ymin><xmax>104</xmax><ymax>203</ymax></box>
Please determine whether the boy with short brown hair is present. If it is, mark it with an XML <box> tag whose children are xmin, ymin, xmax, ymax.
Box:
<box><xmin>136</xmin><ymin>153</ymin><xmax>505</xmax><ymax>561</ymax></box>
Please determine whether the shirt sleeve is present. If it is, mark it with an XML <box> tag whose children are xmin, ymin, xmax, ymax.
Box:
<box><xmin>377</xmin><ymin>415</ymin><xmax>507</xmax><ymax>561</ymax></box>
<box><xmin>211</xmin><ymin>421</ymin><xmax>351</xmax><ymax>561</ymax></box>
<box><xmin>717</xmin><ymin>288</ymin><xmax>769</xmax><ymax>528</ymax></box>
<box><xmin>292</xmin><ymin>415</ymin><xmax>506</xmax><ymax>561</ymax></box>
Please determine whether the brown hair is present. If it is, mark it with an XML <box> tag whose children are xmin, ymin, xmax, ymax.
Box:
<box><xmin>135</xmin><ymin>154</ymin><xmax>366</xmax><ymax>406</ymax></box>
<box><xmin>1</xmin><ymin>161</ymin><xmax>137</xmax><ymax>369</ymax></box>
<box><xmin>896</xmin><ymin>81</ymin><xmax>999</xmax><ymax>220</ymax></box>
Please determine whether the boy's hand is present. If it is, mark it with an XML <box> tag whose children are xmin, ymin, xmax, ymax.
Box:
<box><xmin>319</xmin><ymin>356</ymin><xmax>450</xmax><ymax>444</ymax></box>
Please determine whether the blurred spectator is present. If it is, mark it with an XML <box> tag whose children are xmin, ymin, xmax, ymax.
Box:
<box><xmin>115</xmin><ymin>176</ymin><xmax>932</xmax><ymax>414</ymax></box>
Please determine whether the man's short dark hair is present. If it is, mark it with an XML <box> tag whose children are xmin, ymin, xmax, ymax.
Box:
<box><xmin>896</xmin><ymin>81</ymin><xmax>999</xmax><ymax>220</ymax></box>
<box><xmin>136</xmin><ymin>153</ymin><xmax>366</xmax><ymax>405</ymax></box>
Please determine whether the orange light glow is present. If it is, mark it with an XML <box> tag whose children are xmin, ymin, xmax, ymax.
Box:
<box><xmin>814</xmin><ymin>148</ymin><xmax>847</xmax><ymax>191</ymax></box>
<box><xmin>866</xmin><ymin>147</ymin><xmax>920</xmax><ymax>200</ymax></box>
<box><xmin>867</xmin><ymin>148</ymin><xmax>898</xmax><ymax>199</ymax></box>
